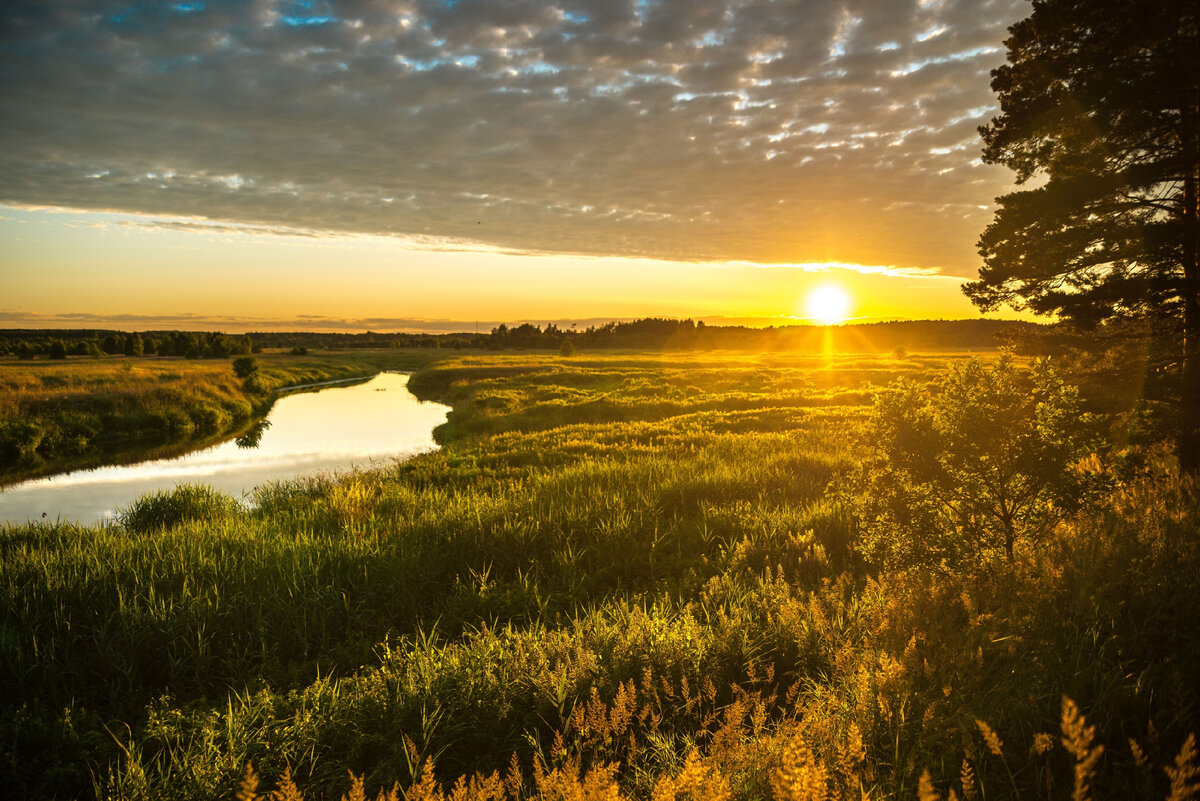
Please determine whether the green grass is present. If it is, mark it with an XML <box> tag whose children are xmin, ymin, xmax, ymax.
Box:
<box><xmin>1</xmin><ymin>351</ymin><xmax>1197</xmax><ymax>800</ymax></box>
<box><xmin>0</xmin><ymin>349</ymin><xmax>446</xmax><ymax>486</ymax></box>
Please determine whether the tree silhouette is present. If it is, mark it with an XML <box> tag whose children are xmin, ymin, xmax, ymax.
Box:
<box><xmin>966</xmin><ymin>0</ymin><xmax>1200</xmax><ymax>469</ymax></box>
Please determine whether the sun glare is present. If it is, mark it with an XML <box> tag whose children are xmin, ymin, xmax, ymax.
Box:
<box><xmin>805</xmin><ymin>284</ymin><xmax>851</xmax><ymax>325</ymax></box>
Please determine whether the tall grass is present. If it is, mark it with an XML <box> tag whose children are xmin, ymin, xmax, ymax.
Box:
<box><xmin>1</xmin><ymin>351</ymin><xmax>1196</xmax><ymax>799</ymax></box>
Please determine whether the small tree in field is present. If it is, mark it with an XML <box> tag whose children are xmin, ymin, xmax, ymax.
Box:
<box><xmin>560</xmin><ymin>339</ymin><xmax>575</xmax><ymax>357</ymax></box>
<box><xmin>232</xmin><ymin>356</ymin><xmax>258</xmax><ymax>380</ymax></box>
<box><xmin>854</xmin><ymin>356</ymin><xmax>1100</xmax><ymax>573</ymax></box>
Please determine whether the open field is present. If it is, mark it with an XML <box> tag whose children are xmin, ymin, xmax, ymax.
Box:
<box><xmin>0</xmin><ymin>350</ymin><xmax>447</xmax><ymax>486</ymax></box>
<box><xmin>1</xmin><ymin>351</ymin><xmax>1198</xmax><ymax>800</ymax></box>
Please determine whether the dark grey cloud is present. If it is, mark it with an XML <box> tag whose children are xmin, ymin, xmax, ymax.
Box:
<box><xmin>0</xmin><ymin>309</ymin><xmax>647</xmax><ymax>333</ymax></box>
<box><xmin>0</xmin><ymin>0</ymin><xmax>1025</xmax><ymax>275</ymax></box>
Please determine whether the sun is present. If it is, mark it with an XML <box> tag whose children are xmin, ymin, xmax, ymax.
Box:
<box><xmin>804</xmin><ymin>284</ymin><xmax>852</xmax><ymax>325</ymax></box>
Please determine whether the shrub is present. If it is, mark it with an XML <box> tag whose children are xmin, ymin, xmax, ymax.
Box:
<box><xmin>232</xmin><ymin>356</ymin><xmax>259</xmax><ymax>379</ymax></box>
<box><xmin>851</xmin><ymin>355</ymin><xmax>1102</xmax><ymax>572</ymax></box>
<box><xmin>117</xmin><ymin>485</ymin><xmax>238</xmax><ymax>533</ymax></box>
<box><xmin>150</xmin><ymin>407</ymin><xmax>195</xmax><ymax>437</ymax></box>
<box><xmin>0</xmin><ymin>421</ymin><xmax>46</xmax><ymax>460</ymax></box>
<box><xmin>189</xmin><ymin>404</ymin><xmax>231</xmax><ymax>433</ymax></box>
<box><xmin>560</xmin><ymin>340</ymin><xmax>575</xmax><ymax>357</ymax></box>
<box><xmin>242</xmin><ymin>374</ymin><xmax>269</xmax><ymax>394</ymax></box>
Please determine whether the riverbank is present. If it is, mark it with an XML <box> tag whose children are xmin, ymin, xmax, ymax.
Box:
<box><xmin>0</xmin><ymin>350</ymin><xmax>446</xmax><ymax>486</ymax></box>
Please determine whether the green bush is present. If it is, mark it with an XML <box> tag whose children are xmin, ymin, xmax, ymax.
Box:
<box><xmin>147</xmin><ymin>407</ymin><xmax>195</xmax><ymax>437</ymax></box>
<box><xmin>232</xmin><ymin>356</ymin><xmax>259</xmax><ymax>379</ymax></box>
<box><xmin>117</xmin><ymin>485</ymin><xmax>238</xmax><ymax>533</ymax></box>
<box><xmin>189</xmin><ymin>404</ymin><xmax>231</xmax><ymax>433</ymax></box>
<box><xmin>851</xmin><ymin>356</ymin><xmax>1102</xmax><ymax>572</ymax></box>
<box><xmin>0</xmin><ymin>420</ymin><xmax>46</xmax><ymax>460</ymax></box>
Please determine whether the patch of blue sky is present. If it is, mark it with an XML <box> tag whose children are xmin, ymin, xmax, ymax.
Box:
<box><xmin>520</xmin><ymin>62</ymin><xmax>561</xmax><ymax>75</ymax></box>
<box><xmin>915</xmin><ymin>24</ymin><xmax>948</xmax><ymax>42</ymax></box>
<box><xmin>282</xmin><ymin>15</ymin><xmax>339</xmax><ymax>26</ymax></box>
<box><xmin>673</xmin><ymin>89</ymin><xmax>737</xmax><ymax>104</ymax></box>
<box><xmin>108</xmin><ymin>4</ymin><xmax>139</xmax><ymax>24</ymax></box>
<box><xmin>635</xmin><ymin>0</ymin><xmax>661</xmax><ymax>20</ymax></box>
<box><xmin>174</xmin><ymin>2</ymin><xmax>205</xmax><ymax>12</ymax></box>
<box><xmin>591</xmin><ymin>82</ymin><xmax>625</xmax><ymax>96</ymax></box>
<box><xmin>891</xmin><ymin>46</ymin><xmax>998</xmax><ymax>77</ymax></box>
<box><xmin>109</xmin><ymin>4</ymin><xmax>184</xmax><ymax>28</ymax></box>
<box><xmin>562</xmin><ymin>10</ymin><xmax>589</xmax><ymax>24</ymax></box>
<box><xmin>695</xmin><ymin>31</ymin><xmax>724</xmax><ymax>47</ymax></box>
<box><xmin>402</xmin><ymin>55</ymin><xmax>471</xmax><ymax>71</ymax></box>
<box><xmin>949</xmin><ymin>104</ymin><xmax>994</xmax><ymax>124</ymax></box>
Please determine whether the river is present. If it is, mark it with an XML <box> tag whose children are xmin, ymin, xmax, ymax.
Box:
<box><xmin>0</xmin><ymin>372</ymin><xmax>449</xmax><ymax>525</ymax></box>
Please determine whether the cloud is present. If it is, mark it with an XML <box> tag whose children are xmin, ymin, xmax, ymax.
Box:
<box><xmin>0</xmin><ymin>308</ymin><xmax>648</xmax><ymax>333</ymax></box>
<box><xmin>0</xmin><ymin>0</ymin><xmax>1024</xmax><ymax>276</ymax></box>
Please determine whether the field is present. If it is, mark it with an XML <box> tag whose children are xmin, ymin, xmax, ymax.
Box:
<box><xmin>1</xmin><ymin>351</ymin><xmax>1198</xmax><ymax>800</ymax></box>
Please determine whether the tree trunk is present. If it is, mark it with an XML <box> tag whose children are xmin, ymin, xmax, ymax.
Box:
<box><xmin>1180</xmin><ymin>99</ymin><xmax>1200</xmax><ymax>474</ymax></box>
<box><xmin>1183</xmin><ymin>290</ymin><xmax>1200</xmax><ymax>473</ymax></box>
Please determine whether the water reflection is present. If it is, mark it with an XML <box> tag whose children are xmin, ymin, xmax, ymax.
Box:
<box><xmin>0</xmin><ymin>372</ymin><xmax>448</xmax><ymax>525</ymax></box>
<box><xmin>235</xmin><ymin>420</ymin><xmax>271</xmax><ymax>449</ymax></box>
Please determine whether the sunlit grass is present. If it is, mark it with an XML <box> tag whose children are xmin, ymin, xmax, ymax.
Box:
<box><xmin>1</xmin><ymin>350</ymin><xmax>1195</xmax><ymax>800</ymax></box>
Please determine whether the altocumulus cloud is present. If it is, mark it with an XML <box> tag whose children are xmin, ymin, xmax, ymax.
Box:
<box><xmin>0</xmin><ymin>0</ymin><xmax>1024</xmax><ymax>275</ymax></box>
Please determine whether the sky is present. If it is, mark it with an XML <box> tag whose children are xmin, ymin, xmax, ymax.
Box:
<box><xmin>0</xmin><ymin>0</ymin><xmax>1034</xmax><ymax>332</ymax></box>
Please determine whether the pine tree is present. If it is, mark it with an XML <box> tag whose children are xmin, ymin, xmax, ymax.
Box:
<box><xmin>966</xmin><ymin>0</ymin><xmax>1200</xmax><ymax>469</ymax></box>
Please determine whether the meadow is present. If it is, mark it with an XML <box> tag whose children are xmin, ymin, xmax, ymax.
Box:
<box><xmin>0</xmin><ymin>349</ymin><xmax>444</xmax><ymax>486</ymax></box>
<box><xmin>1</xmin><ymin>350</ymin><xmax>1197</xmax><ymax>800</ymax></box>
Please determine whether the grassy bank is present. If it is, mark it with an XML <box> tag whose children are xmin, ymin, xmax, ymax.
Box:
<box><xmin>0</xmin><ymin>350</ymin><xmax>445</xmax><ymax>486</ymax></box>
<box><xmin>1</xmin><ymin>352</ymin><xmax>1197</xmax><ymax>800</ymax></box>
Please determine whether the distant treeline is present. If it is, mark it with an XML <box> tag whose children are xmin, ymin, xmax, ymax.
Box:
<box><xmin>0</xmin><ymin>318</ymin><xmax>1040</xmax><ymax>358</ymax></box>
<box><xmin>0</xmin><ymin>330</ymin><xmax>260</xmax><ymax>360</ymax></box>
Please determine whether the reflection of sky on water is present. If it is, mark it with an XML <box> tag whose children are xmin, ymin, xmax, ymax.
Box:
<box><xmin>0</xmin><ymin>373</ymin><xmax>449</xmax><ymax>525</ymax></box>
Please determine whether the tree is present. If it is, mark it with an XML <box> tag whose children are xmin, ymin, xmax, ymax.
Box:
<box><xmin>966</xmin><ymin>0</ymin><xmax>1200</xmax><ymax>469</ymax></box>
<box><xmin>232</xmin><ymin>356</ymin><xmax>258</xmax><ymax>380</ymax></box>
<box><xmin>124</xmin><ymin>332</ymin><xmax>143</xmax><ymax>356</ymax></box>
<box><xmin>853</xmin><ymin>357</ymin><xmax>1099</xmax><ymax>573</ymax></box>
<box><xmin>48</xmin><ymin>340</ymin><xmax>68</xmax><ymax>359</ymax></box>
